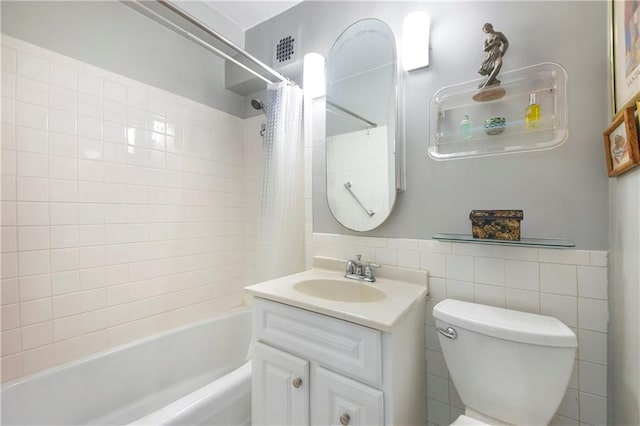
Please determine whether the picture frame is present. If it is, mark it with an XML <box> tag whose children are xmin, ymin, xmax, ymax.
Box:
<box><xmin>610</xmin><ymin>0</ymin><xmax>640</xmax><ymax>117</ymax></box>
<box><xmin>603</xmin><ymin>106</ymin><xmax>640</xmax><ymax>177</ymax></box>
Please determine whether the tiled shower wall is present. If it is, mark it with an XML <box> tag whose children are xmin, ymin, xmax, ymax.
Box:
<box><xmin>0</xmin><ymin>35</ymin><xmax>251</xmax><ymax>382</ymax></box>
<box><xmin>312</xmin><ymin>233</ymin><xmax>609</xmax><ymax>426</ymax></box>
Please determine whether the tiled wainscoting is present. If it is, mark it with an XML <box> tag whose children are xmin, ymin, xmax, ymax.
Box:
<box><xmin>0</xmin><ymin>36</ymin><xmax>253</xmax><ymax>382</ymax></box>
<box><xmin>312</xmin><ymin>233</ymin><xmax>609</xmax><ymax>426</ymax></box>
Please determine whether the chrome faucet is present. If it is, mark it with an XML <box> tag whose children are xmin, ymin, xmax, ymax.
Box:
<box><xmin>345</xmin><ymin>255</ymin><xmax>381</xmax><ymax>283</ymax></box>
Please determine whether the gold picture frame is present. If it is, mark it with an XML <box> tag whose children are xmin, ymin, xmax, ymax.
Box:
<box><xmin>610</xmin><ymin>0</ymin><xmax>640</xmax><ymax>117</ymax></box>
<box><xmin>603</xmin><ymin>106</ymin><xmax>640</xmax><ymax>177</ymax></box>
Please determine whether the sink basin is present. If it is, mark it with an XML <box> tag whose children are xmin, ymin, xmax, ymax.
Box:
<box><xmin>293</xmin><ymin>279</ymin><xmax>386</xmax><ymax>303</ymax></box>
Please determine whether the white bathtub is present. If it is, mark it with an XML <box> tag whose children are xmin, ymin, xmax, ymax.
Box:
<box><xmin>1</xmin><ymin>307</ymin><xmax>253</xmax><ymax>425</ymax></box>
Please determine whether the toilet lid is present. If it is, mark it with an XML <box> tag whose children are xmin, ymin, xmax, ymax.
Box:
<box><xmin>451</xmin><ymin>415</ymin><xmax>490</xmax><ymax>426</ymax></box>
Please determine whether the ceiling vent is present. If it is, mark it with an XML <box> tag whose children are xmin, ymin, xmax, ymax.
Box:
<box><xmin>271</xmin><ymin>29</ymin><xmax>302</xmax><ymax>83</ymax></box>
<box><xmin>275</xmin><ymin>35</ymin><xmax>296</xmax><ymax>64</ymax></box>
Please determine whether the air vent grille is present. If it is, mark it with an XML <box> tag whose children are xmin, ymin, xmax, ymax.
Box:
<box><xmin>275</xmin><ymin>36</ymin><xmax>295</xmax><ymax>63</ymax></box>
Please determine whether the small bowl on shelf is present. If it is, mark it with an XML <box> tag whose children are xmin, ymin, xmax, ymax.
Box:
<box><xmin>484</xmin><ymin>117</ymin><xmax>506</xmax><ymax>135</ymax></box>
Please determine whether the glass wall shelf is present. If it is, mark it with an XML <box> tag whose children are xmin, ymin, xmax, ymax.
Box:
<box><xmin>433</xmin><ymin>233</ymin><xmax>575</xmax><ymax>248</ymax></box>
<box><xmin>428</xmin><ymin>62</ymin><xmax>568</xmax><ymax>160</ymax></box>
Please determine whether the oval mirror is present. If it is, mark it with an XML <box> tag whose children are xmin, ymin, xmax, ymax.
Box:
<box><xmin>325</xmin><ymin>19</ymin><xmax>403</xmax><ymax>232</ymax></box>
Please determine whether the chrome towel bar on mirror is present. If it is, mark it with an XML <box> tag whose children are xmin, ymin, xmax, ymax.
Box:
<box><xmin>344</xmin><ymin>182</ymin><xmax>375</xmax><ymax>217</ymax></box>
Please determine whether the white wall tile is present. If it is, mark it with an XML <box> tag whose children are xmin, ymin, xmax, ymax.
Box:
<box><xmin>578</xmin><ymin>361</ymin><xmax>607</xmax><ymax>397</ymax></box>
<box><xmin>446</xmin><ymin>279</ymin><xmax>474</xmax><ymax>302</ymax></box>
<box><xmin>17</xmin><ymin>226</ymin><xmax>50</xmax><ymax>251</ymax></box>
<box><xmin>78</xmin><ymin>137</ymin><xmax>103</xmax><ymax>161</ymax></box>
<box><xmin>49</xmin><ymin>156</ymin><xmax>78</xmax><ymax>180</ymax></box>
<box><xmin>19</xmin><ymin>274</ymin><xmax>51</xmax><ymax>301</ymax></box>
<box><xmin>538</xmin><ymin>249</ymin><xmax>590</xmax><ymax>265</ymax></box>
<box><xmin>540</xmin><ymin>263</ymin><xmax>577</xmax><ymax>296</ymax></box>
<box><xmin>427</xmin><ymin>397</ymin><xmax>450</xmax><ymax>425</ymax></box>
<box><xmin>18</xmin><ymin>250</ymin><xmax>50</xmax><ymax>276</ymax></box>
<box><xmin>21</xmin><ymin>321</ymin><xmax>53</xmax><ymax>350</ymax></box>
<box><xmin>78</xmin><ymin>72</ymin><xmax>103</xmax><ymax>98</ymax></box>
<box><xmin>428</xmin><ymin>277</ymin><xmax>446</xmax><ymax>302</ymax></box>
<box><xmin>16</xmin><ymin>127</ymin><xmax>47</xmax><ymax>154</ymax></box>
<box><xmin>17</xmin><ymin>176</ymin><xmax>48</xmax><ymax>201</ymax></box>
<box><xmin>48</xmin><ymin>133</ymin><xmax>76</xmax><ymax>157</ymax></box>
<box><xmin>474</xmin><ymin>283</ymin><xmax>506</xmax><ymax>308</ymax></box>
<box><xmin>577</xmin><ymin>266</ymin><xmax>608</xmax><ymax>299</ymax></box>
<box><xmin>2</xmin><ymin>46</ymin><xmax>17</xmax><ymax>73</ymax></box>
<box><xmin>77</xmin><ymin>116</ymin><xmax>102</xmax><ymax>139</ymax></box>
<box><xmin>17</xmin><ymin>151</ymin><xmax>48</xmax><ymax>178</ymax></box>
<box><xmin>578</xmin><ymin>392</ymin><xmax>607</xmax><ymax>425</ymax></box>
<box><xmin>16</xmin><ymin>76</ymin><xmax>48</xmax><ymax>106</ymax></box>
<box><xmin>49</xmin><ymin>85</ymin><xmax>77</xmax><ymax>113</ymax></box>
<box><xmin>387</xmin><ymin>238</ymin><xmax>418</xmax><ymax>250</ymax></box>
<box><xmin>474</xmin><ymin>257</ymin><xmax>505</xmax><ymax>286</ymax></box>
<box><xmin>446</xmin><ymin>255</ymin><xmax>473</xmax><ymax>281</ymax></box>
<box><xmin>49</xmin><ymin>179</ymin><xmax>78</xmax><ymax>202</ymax></box>
<box><xmin>396</xmin><ymin>249</ymin><xmax>420</xmax><ymax>269</ymax></box>
<box><xmin>50</xmin><ymin>248</ymin><xmax>79</xmax><ymax>273</ymax></box>
<box><xmin>49</xmin><ymin>109</ymin><xmax>77</xmax><ymax>135</ymax></box>
<box><xmin>420</xmin><ymin>251</ymin><xmax>446</xmax><ymax>278</ymax></box>
<box><xmin>540</xmin><ymin>293</ymin><xmax>577</xmax><ymax>327</ymax></box>
<box><xmin>426</xmin><ymin>373</ymin><xmax>449</xmax><ymax>403</ymax></box>
<box><xmin>505</xmin><ymin>260</ymin><xmax>539</xmax><ymax>291</ymax></box>
<box><xmin>17</xmin><ymin>52</ymin><xmax>49</xmax><ymax>82</ymax></box>
<box><xmin>578</xmin><ymin>329</ymin><xmax>607</xmax><ymax>365</ymax></box>
<box><xmin>375</xmin><ymin>247</ymin><xmax>396</xmax><ymax>266</ymax></box>
<box><xmin>50</xmin><ymin>63</ymin><xmax>77</xmax><ymax>90</ymax></box>
<box><xmin>506</xmin><ymin>288</ymin><xmax>540</xmax><ymax>314</ymax></box>
<box><xmin>557</xmin><ymin>389</ymin><xmax>579</xmax><ymax>420</ymax></box>
<box><xmin>17</xmin><ymin>202</ymin><xmax>48</xmax><ymax>226</ymax></box>
<box><xmin>20</xmin><ymin>297</ymin><xmax>52</xmax><ymax>325</ymax></box>
<box><xmin>22</xmin><ymin>344</ymin><xmax>54</xmax><ymax>376</ymax></box>
<box><xmin>1</xmin><ymin>279</ymin><xmax>20</xmax><ymax>306</ymax></box>
<box><xmin>578</xmin><ymin>298</ymin><xmax>608</xmax><ymax>332</ymax></box>
<box><xmin>1</xmin><ymin>328</ymin><xmax>22</xmax><ymax>356</ymax></box>
<box><xmin>588</xmin><ymin>251</ymin><xmax>607</xmax><ymax>267</ymax></box>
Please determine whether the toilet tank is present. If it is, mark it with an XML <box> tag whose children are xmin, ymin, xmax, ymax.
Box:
<box><xmin>433</xmin><ymin>299</ymin><xmax>577</xmax><ymax>426</ymax></box>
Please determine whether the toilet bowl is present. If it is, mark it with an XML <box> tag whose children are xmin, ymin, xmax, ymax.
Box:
<box><xmin>433</xmin><ymin>299</ymin><xmax>577</xmax><ymax>426</ymax></box>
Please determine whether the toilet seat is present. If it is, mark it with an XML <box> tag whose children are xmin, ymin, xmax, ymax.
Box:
<box><xmin>451</xmin><ymin>415</ymin><xmax>490</xmax><ymax>425</ymax></box>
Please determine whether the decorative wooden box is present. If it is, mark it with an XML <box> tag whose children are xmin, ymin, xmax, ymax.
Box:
<box><xmin>469</xmin><ymin>210</ymin><xmax>523</xmax><ymax>241</ymax></box>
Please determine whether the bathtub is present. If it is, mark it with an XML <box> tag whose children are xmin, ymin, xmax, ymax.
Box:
<box><xmin>1</xmin><ymin>307</ymin><xmax>253</xmax><ymax>425</ymax></box>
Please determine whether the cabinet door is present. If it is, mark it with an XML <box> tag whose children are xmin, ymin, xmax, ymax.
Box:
<box><xmin>252</xmin><ymin>341</ymin><xmax>309</xmax><ymax>426</ymax></box>
<box><xmin>312</xmin><ymin>366</ymin><xmax>384</xmax><ymax>426</ymax></box>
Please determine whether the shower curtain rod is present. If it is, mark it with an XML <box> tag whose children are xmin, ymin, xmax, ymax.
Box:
<box><xmin>123</xmin><ymin>0</ymin><xmax>292</xmax><ymax>86</ymax></box>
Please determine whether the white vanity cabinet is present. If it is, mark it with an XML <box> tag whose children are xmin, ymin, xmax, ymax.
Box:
<box><xmin>251</xmin><ymin>297</ymin><xmax>425</xmax><ymax>426</ymax></box>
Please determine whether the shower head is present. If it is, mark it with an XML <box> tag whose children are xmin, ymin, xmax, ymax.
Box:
<box><xmin>251</xmin><ymin>98</ymin><xmax>268</xmax><ymax>116</ymax></box>
<box><xmin>251</xmin><ymin>98</ymin><xmax>264</xmax><ymax>110</ymax></box>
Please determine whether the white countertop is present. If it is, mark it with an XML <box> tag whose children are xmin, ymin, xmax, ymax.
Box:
<box><xmin>244</xmin><ymin>259</ymin><xmax>428</xmax><ymax>332</ymax></box>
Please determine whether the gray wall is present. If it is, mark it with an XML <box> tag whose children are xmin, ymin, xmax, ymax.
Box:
<box><xmin>247</xmin><ymin>1</ymin><xmax>610</xmax><ymax>249</ymax></box>
<box><xmin>1</xmin><ymin>1</ymin><xmax>245</xmax><ymax>117</ymax></box>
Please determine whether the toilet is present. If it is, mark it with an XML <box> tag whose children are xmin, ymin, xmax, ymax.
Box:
<box><xmin>432</xmin><ymin>299</ymin><xmax>577</xmax><ymax>426</ymax></box>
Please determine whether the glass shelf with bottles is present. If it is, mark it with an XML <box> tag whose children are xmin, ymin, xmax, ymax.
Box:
<box><xmin>428</xmin><ymin>62</ymin><xmax>568</xmax><ymax>160</ymax></box>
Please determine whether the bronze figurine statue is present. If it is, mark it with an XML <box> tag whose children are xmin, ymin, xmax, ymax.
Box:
<box><xmin>473</xmin><ymin>23</ymin><xmax>509</xmax><ymax>101</ymax></box>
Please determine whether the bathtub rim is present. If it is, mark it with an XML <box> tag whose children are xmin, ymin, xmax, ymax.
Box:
<box><xmin>1</xmin><ymin>305</ymin><xmax>252</xmax><ymax>390</ymax></box>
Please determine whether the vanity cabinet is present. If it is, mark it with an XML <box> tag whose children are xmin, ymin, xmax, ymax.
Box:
<box><xmin>253</xmin><ymin>342</ymin><xmax>309</xmax><ymax>425</ymax></box>
<box><xmin>251</xmin><ymin>297</ymin><xmax>425</xmax><ymax>426</ymax></box>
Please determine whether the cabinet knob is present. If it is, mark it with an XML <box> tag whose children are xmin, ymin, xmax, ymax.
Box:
<box><xmin>292</xmin><ymin>377</ymin><xmax>303</xmax><ymax>388</ymax></box>
<box><xmin>340</xmin><ymin>413</ymin><xmax>351</xmax><ymax>425</ymax></box>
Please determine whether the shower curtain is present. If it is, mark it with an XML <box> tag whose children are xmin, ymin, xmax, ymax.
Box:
<box><xmin>255</xmin><ymin>82</ymin><xmax>305</xmax><ymax>282</ymax></box>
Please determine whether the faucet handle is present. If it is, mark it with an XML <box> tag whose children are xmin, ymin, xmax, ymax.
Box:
<box><xmin>363</xmin><ymin>261</ymin><xmax>381</xmax><ymax>282</ymax></box>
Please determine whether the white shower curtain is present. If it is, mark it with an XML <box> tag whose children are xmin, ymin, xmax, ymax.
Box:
<box><xmin>255</xmin><ymin>82</ymin><xmax>305</xmax><ymax>282</ymax></box>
